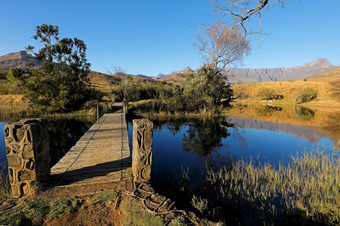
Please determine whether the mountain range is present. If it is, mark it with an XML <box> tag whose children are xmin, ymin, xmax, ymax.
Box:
<box><xmin>158</xmin><ymin>59</ymin><xmax>335</xmax><ymax>84</ymax></box>
<box><xmin>0</xmin><ymin>51</ymin><xmax>336</xmax><ymax>84</ymax></box>
<box><xmin>222</xmin><ymin>58</ymin><xmax>334</xmax><ymax>83</ymax></box>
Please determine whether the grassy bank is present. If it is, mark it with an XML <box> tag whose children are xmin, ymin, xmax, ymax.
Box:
<box><xmin>0</xmin><ymin>189</ymin><xmax>166</xmax><ymax>225</ymax></box>
<box><xmin>128</xmin><ymin>99</ymin><xmax>231</xmax><ymax>121</ymax></box>
<box><xmin>200</xmin><ymin>149</ymin><xmax>340</xmax><ymax>225</ymax></box>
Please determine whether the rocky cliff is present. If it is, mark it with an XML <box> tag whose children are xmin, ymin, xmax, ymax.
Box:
<box><xmin>0</xmin><ymin>51</ymin><xmax>41</xmax><ymax>70</ymax></box>
<box><xmin>223</xmin><ymin>58</ymin><xmax>334</xmax><ymax>84</ymax></box>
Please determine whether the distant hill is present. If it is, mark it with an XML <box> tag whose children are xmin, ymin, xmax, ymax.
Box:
<box><xmin>223</xmin><ymin>58</ymin><xmax>334</xmax><ymax>84</ymax></box>
<box><xmin>156</xmin><ymin>66</ymin><xmax>194</xmax><ymax>85</ymax></box>
<box><xmin>310</xmin><ymin>65</ymin><xmax>340</xmax><ymax>80</ymax></box>
<box><xmin>0</xmin><ymin>51</ymin><xmax>41</xmax><ymax>70</ymax></box>
<box><xmin>157</xmin><ymin>59</ymin><xmax>335</xmax><ymax>85</ymax></box>
<box><xmin>0</xmin><ymin>50</ymin><xmax>155</xmax><ymax>95</ymax></box>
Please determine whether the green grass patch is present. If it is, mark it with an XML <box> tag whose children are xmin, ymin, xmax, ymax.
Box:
<box><xmin>88</xmin><ymin>191</ymin><xmax>117</xmax><ymax>206</ymax></box>
<box><xmin>122</xmin><ymin>200</ymin><xmax>165</xmax><ymax>226</ymax></box>
<box><xmin>0</xmin><ymin>196</ymin><xmax>80</xmax><ymax>225</ymax></box>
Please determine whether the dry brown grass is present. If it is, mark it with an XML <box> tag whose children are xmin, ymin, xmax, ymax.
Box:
<box><xmin>232</xmin><ymin>78</ymin><xmax>340</xmax><ymax>108</ymax></box>
<box><xmin>312</xmin><ymin>65</ymin><xmax>340</xmax><ymax>80</ymax></box>
<box><xmin>0</xmin><ymin>94</ymin><xmax>29</xmax><ymax>114</ymax></box>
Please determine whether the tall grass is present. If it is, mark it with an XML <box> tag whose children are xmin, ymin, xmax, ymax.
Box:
<box><xmin>205</xmin><ymin>149</ymin><xmax>340</xmax><ymax>225</ymax></box>
<box><xmin>0</xmin><ymin>162</ymin><xmax>11</xmax><ymax>203</ymax></box>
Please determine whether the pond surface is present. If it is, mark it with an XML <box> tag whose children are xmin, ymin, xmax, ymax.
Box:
<box><xmin>0</xmin><ymin>117</ymin><xmax>94</xmax><ymax>173</ymax></box>
<box><xmin>1</xmin><ymin>106</ymin><xmax>339</xmax><ymax>186</ymax></box>
<box><xmin>127</xmin><ymin>110</ymin><xmax>340</xmax><ymax>202</ymax></box>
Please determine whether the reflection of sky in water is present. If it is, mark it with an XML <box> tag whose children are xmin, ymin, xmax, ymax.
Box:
<box><xmin>221</xmin><ymin>128</ymin><xmax>335</xmax><ymax>166</ymax></box>
<box><xmin>0</xmin><ymin>122</ymin><xmax>8</xmax><ymax>166</ymax></box>
<box><xmin>0</xmin><ymin>119</ymin><xmax>92</xmax><ymax>173</ymax></box>
<box><xmin>128</xmin><ymin>120</ymin><xmax>338</xmax><ymax>185</ymax></box>
<box><xmin>0</xmin><ymin>118</ymin><xmax>338</xmax><ymax>182</ymax></box>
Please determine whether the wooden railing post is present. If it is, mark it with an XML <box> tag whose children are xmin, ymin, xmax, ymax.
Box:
<box><xmin>4</xmin><ymin>118</ymin><xmax>50</xmax><ymax>198</ymax></box>
<box><xmin>132</xmin><ymin>119</ymin><xmax>153</xmax><ymax>183</ymax></box>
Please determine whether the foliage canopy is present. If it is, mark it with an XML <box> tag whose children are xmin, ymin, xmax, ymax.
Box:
<box><xmin>19</xmin><ymin>24</ymin><xmax>100</xmax><ymax>112</ymax></box>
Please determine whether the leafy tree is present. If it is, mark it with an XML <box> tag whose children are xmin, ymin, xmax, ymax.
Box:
<box><xmin>192</xmin><ymin>19</ymin><xmax>248</xmax><ymax>112</ymax></box>
<box><xmin>7</xmin><ymin>68</ymin><xmax>24</xmax><ymax>81</ymax></box>
<box><xmin>20</xmin><ymin>24</ymin><xmax>100</xmax><ymax>112</ymax></box>
<box><xmin>184</xmin><ymin>66</ymin><xmax>233</xmax><ymax>111</ymax></box>
<box><xmin>112</xmin><ymin>76</ymin><xmax>138</xmax><ymax>102</ymax></box>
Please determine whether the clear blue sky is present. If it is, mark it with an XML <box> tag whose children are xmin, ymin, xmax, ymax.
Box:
<box><xmin>1</xmin><ymin>0</ymin><xmax>339</xmax><ymax>76</ymax></box>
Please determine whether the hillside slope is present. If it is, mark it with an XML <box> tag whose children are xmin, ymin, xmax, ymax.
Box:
<box><xmin>0</xmin><ymin>51</ymin><xmax>41</xmax><ymax>70</ymax></box>
<box><xmin>157</xmin><ymin>66</ymin><xmax>193</xmax><ymax>86</ymax></box>
<box><xmin>310</xmin><ymin>65</ymin><xmax>340</xmax><ymax>80</ymax></box>
<box><xmin>232</xmin><ymin>68</ymin><xmax>340</xmax><ymax>108</ymax></box>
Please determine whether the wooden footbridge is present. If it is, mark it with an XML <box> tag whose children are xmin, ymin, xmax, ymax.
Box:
<box><xmin>51</xmin><ymin>103</ymin><xmax>131</xmax><ymax>186</ymax></box>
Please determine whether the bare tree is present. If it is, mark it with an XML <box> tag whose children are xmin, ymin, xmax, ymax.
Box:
<box><xmin>211</xmin><ymin>0</ymin><xmax>287</xmax><ymax>35</ymax></box>
<box><xmin>107</xmin><ymin>65</ymin><xmax>127</xmax><ymax>75</ymax></box>
<box><xmin>195</xmin><ymin>22</ymin><xmax>250</xmax><ymax>73</ymax></box>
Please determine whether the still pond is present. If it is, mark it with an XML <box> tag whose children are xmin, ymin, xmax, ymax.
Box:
<box><xmin>1</xmin><ymin>106</ymin><xmax>339</xmax><ymax>188</ymax></box>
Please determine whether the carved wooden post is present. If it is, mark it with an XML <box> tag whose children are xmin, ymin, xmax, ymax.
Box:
<box><xmin>132</xmin><ymin>119</ymin><xmax>153</xmax><ymax>183</ymax></box>
<box><xmin>4</xmin><ymin>118</ymin><xmax>50</xmax><ymax>198</ymax></box>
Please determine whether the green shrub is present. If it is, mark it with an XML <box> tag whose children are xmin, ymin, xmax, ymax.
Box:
<box><xmin>296</xmin><ymin>88</ymin><xmax>317</xmax><ymax>104</ymax></box>
<box><xmin>7</xmin><ymin>68</ymin><xmax>24</xmax><ymax>81</ymax></box>
<box><xmin>257</xmin><ymin>88</ymin><xmax>283</xmax><ymax>100</ymax></box>
<box><xmin>0</xmin><ymin>70</ymin><xmax>8</xmax><ymax>80</ymax></box>
<box><xmin>191</xmin><ymin>195</ymin><xmax>208</xmax><ymax>214</ymax></box>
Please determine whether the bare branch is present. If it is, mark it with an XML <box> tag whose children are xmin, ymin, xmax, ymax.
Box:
<box><xmin>195</xmin><ymin>23</ymin><xmax>250</xmax><ymax>73</ymax></box>
<box><xmin>211</xmin><ymin>0</ymin><xmax>286</xmax><ymax>36</ymax></box>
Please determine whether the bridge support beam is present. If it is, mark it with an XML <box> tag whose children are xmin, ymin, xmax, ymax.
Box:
<box><xmin>4</xmin><ymin>118</ymin><xmax>50</xmax><ymax>198</ymax></box>
<box><xmin>132</xmin><ymin>119</ymin><xmax>153</xmax><ymax>183</ymax></box>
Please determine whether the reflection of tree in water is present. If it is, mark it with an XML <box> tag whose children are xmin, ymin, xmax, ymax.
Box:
<box><xmin>256</xmin><ymin>105</ymin><xmax>282</xmax><ymax>117</ymax></box>
<box><xmin>326</xmin><ymin>112</ymin><xmax>340</xmax><ymax>149</ymax></box>
<box><xmin>182</xmin><ymin>118</ymin><xmax>231</xmax><ymax>156</ymax></box>
<box><xmin>151</xmin><ymin>118</ymin><xmax>187</xmax><ymax>135</ymax></box>
<box><xmin>166</xmin><ymin>121</ymin><xmax>185</xmax><ymax>135</ymax></box>
<box><xmin>48</xmin><ymin>118</ymin><xmax>94</xmax><ymax>167</ymax></box>
<box><xmin>295</xmin><ymin>106</ymin><xmax>315</xmax><ymax>121</ymax></box>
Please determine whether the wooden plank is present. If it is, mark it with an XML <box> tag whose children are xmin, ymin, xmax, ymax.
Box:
<box><xmin>50</xmin><ymin>111</ymin><xmax>131</xmax><ymax>187</ymax></box>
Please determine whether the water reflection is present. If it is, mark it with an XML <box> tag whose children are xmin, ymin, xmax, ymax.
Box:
<box><xmin>127</xmin><ymin>113</ymin><xmax>340</xmax><ymax>220</ymax></box>
<box><xmin>295</xmin><ymin>106</ymin><xmax>315</xmax><ymax>121</ymax></box>
<box><xmin>48</xmin><ymin>118</ymin><xmax>94</xmax><ymax>166</ymax></box>
<box><xmin>0</xmin><ymin>117</ymin><xmax>94</xmax><ymax>172</ymax></box>
<box><xmin>183</xmin><ymin>118</ymin><xmax>231</xmax><ymax>156</ymax></box>
<box><xmin>324</xmin><ymin>112</ymin><xmax>340</xmax><ymax>149</ymax></box>
<box><xmin>256</xmin><ymin>105</ymin><xmax>282</xmax><ymax>117</ymax></box>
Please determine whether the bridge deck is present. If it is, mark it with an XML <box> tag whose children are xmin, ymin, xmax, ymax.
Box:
<box><xmin>51</xmin><ymin>113</ymin><xmax>131</xmax><ymax>186</ymax></box>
